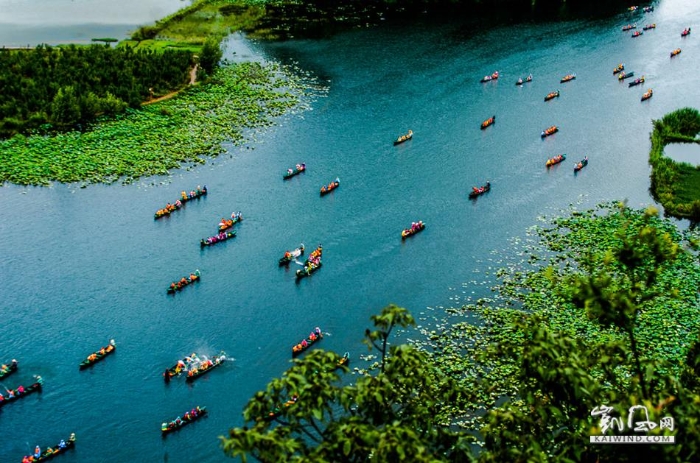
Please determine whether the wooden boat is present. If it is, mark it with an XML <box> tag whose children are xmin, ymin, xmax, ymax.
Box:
<box><xmin>279</xmin><ymin>244</ymin><xmax>305</xmax><ymax>266</ymax></box>
<box><xmin>167</xmin><ymin>270</ymin><xmax>200</xmax><ymax>293</ymax></box>
<box><xmin>671</xmin><ymin>48</ymin><xmax>682</xmax><ymax>57</ymax></box>
<box><xmin>631</xmin><ymin>31</ymin><xmax>643</xmax><ymax>37</ymax></box>
<box><xmin>185</xmin><ymin>351</ymin><xmax>226</xmax><ymax>381</ymax></box>
<box><xmin>621</xmin><ymin>24</ymin><xmax>637</xmax><ymax>31</ymax></box>
<box><xmin>643</xmin><ymin>24</ymin><xmax>656</xmax><ymax>31</ymax></box>
<box><xmin>613</xmin><ymin>64</ymin><xmax>625</xmax><ymax>74</ymax></box>
<box><xmin>480</xmin><ymin>71</ymin><xmax>499</xmax><ymax>83</ymax></box>
<box><xmin>295</xmin><ymin>244</ymin><xmax>322</xmax><ymax>278</ymax></box>
<box><xmin>628</xmin><ymin>76</ymin><xmax>645</xmax><ymax>87</ymax></box>
<box><xmin>154</xmin><ymin>186</ymin><xmax>207</xmax><ymax>219</ymax></box>
<box><xmin>79</xmin><ymin>340</ymin><xmax>115</xmax><ymax>370</ymax></box>
<box><xmin>393</xmin><ymin>130</ymin><xmax>413</xmax><ymax>145</ymax></box>
<box><xmin>218</xmin><ymin>212</ymin><xmax>243</xmax><ymax>232</ymax></box>
<box><xmin>480</xmin><ymin>115</ymin><xmax>496</xmax><ymax>130</ymax></box>
<box><xmin>164</xmin><ymin>353</ymin><xmax>201</xmax><ymax>382</ymax></box>
<box><xmin>544</xmin><ymin>90</ymin><xmax>560</xmax><ymax>102</ymax></box>
<box><xmin>296</xmin><ymin>261</ymin><xmax>322</xmax><ymax>279</ymax></box>
<box><xmin>541</xmin><ymin>126</ymin><xmax>559</xmax><ymax>138</ymax></box>
<box><xmin>681</xmin><ymin>28</ymin><xmax>691</xmax><ymax>37</ymax></box>
<box><xmin>320</xmin><ymin>178</ymin><xmax>340</xmax><ymax>196</ymax></box>
<box><xmin>401</xmin><ymin>221</ymin><xmax>425</xmax><ymax>239</ymax></box>
<box><xmin>263</xmin><ymin>396</ymin><xmax>298</xmax><ymax>422</ymax></box>
<box><xmin>283</xmin><ymin>163</ymin><xmax>306</xmax><ymax>179</ymax></box>
<box><xmin>23</xmin><ymin>433</ymin><xmax>76</xmax><ymax>462</ymax></box>
<box><xmin>546</xmin><ymin>154</ymin><xmax>567</xmax><ymax>167</ymax></box>
<box><xmin>560</xmin><ymin>74</ymin><xmax>576</xmax><ymax>83</ymax></box>
<box><xmin>0</xmin><ymin>377</ymin><xmax>42</xmax><ymax>408</ymax></box>
<box><xmin>641</xmin><ymin>89</ymin><xmax>653</xmax><ymax>101</ymax></box>
<box><xmin>337</xmin><ymin>352</ymin><xmax>350</xmax><ymax>368</ymax></box>
<box><xmin>292</xmin><ymin>327</ymin><xmax>323</xmax><ymax>356</ymax></box>
<box><xmin>0</xmin><ymin>359</ymin><xmax>18</xmax><ymax>380</ymax></box>
<box><xmin>162</xmin><ymin>406</ymin><xmax>207</xmax><ymax>434</ymax></box>
<box><xmin>469</xmin><ymin>181</ymin><xmax>491</xmax><ymax>199</ymax></box>
<box><xmin>618</xmin><ymin>71</ymin><xmax>635</xmax><ymax>80</ymax></box>
<box><xmin>200</xmin><ymin>230</ymin><xmax>236</xmax><ymax>247</ymax></box>
<box><xmin>574</xmin><ymin>157</ymin><xmax>589</xmax><ymax>172</ymax></box>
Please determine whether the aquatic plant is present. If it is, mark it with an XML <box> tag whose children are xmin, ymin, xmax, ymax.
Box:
<box><xmin>0</xmin><ymin>61</ymin><xmax>321</xmax><ymax>186</ymax></box>
<box><xmin>417</xmin><ymin>203</ymin><xmax>700</xmax><ymax>426</ymax></box>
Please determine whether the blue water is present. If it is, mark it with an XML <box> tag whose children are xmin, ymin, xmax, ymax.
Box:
<box><xmin>664</xmin><ymin>142</ymin><xmax>700</xmax><ymax>165</ymax></box>
<box><xmin>2</xmin><ymin>0</ymin><xmax>700</xmax><ymax>461</ymax></box>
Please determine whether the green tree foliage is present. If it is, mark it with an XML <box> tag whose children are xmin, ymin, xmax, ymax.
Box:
<box><xmin>199</xmin><ymin>38</ymin><xmax>224</xmax><ymax>76</ymax></box>
<box><xmin>476</xmin><ymin>205</ymin><xmax>700</xmax><ymax>462</ymax></box>
<box><xmin>0</xmin><ymin>44</ymin><xmax>193</xmax><ymax>137</ymax></box>
<box><xmin>222</xmin><ymin>304</ymin><xmax>474</xmax><ymax>462</ymax></box>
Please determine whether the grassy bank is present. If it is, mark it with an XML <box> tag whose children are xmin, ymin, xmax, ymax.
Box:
<box><xmin>648</xmin><ymin>107</ymin><xmax>700</xmax><ymax>220</ymax></box>
<box><xmin>0</xmin><ymin>62</ymin><xmax>318</xmax><ymax>186</ymax></box>
<box><xmin>127</xmin><ymin>0</ymin><xmax>266</xmax><ymax>50</ymax></box>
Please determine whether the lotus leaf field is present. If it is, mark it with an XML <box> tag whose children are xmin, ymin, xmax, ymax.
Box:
<box><xmin>0</xmin><ymin>61</ymin><xmax>320</xmax><ymax>186</ymax></box>
<box><xmin>415</xmin><ymin>202</ymin><xmax>700</xmax><ymax>429</ymax></box>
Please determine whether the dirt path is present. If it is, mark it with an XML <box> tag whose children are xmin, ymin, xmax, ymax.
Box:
<box><xmin>143</xmin><ymin>64</ymin><xmax>198</xmax><ymax>106</ymax></box>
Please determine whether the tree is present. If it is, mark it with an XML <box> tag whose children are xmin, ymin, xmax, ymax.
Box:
<box><xmin>50</xmin><ymin>85</ymin><xmax>81</xmax><ymax>127</ymax></box>
<box><xmin>199</xmin><ymin>38</ymin><xmax>223</xmax><ymax>76</ymax></box>
<box><xmin>477</xmin><ymin>205</ymin><xmax>700</xmax><ymax>462</ymax></box>
<box><xmin>221</xmin><ymin>304</ymin><xmax>474</xmax><ymax>462</ymax></box>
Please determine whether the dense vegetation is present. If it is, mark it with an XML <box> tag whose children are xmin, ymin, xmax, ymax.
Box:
<box><xmin>128</xmin><ymin>0</ymin><xmax>265</xmax><ymax>44</ymax></box>
<box><xmin>0</xmin><ymin>62</ymin><xmax>318</xmax><ymax>185</ymax></box>
<box><xmin>648</xmin><ymin>107</ymin><xmax>700</xmax><ymax>221</ymax></box>
<box><xmin>0</xmin><ymin>44</ymin><xmax>193</xmax><ymax>137</ymax></box>
<box><xmin>223</xmin><ymin>204</ymin><xmax>700</xmax><ymax>461</ymax></box>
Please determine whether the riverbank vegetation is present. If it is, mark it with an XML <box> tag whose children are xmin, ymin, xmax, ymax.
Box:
<box><xmin>0</xmin><ymin>62</ymin><xmax>318</xmax><ymax>185</ymax></box>
<box><xmin>649</xmin><ymin>107</ymin><xmax>700</xmax><ymax>221</ymax></box>
<box><xmin>127</xmin><ymin>0</ymin><xmax>265</xmax><ymax>46</ymax></box>
<box><xmin>0</xmin><ymin>44</ymin><xmax>193</xmax><ymax>138</ymax></box>
<box><xmin>223</xmin><ymin>203</ymin><xmax>700</xmax><ymax>461</ymax></box>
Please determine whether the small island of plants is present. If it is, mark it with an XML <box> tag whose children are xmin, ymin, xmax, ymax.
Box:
<box><xmin>648</xmin><ymin>107</ymin><xmax>700</xmax><ymax>220</ymax></box>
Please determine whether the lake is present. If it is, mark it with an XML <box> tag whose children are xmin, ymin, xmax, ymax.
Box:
<box><xmin>664</xmin><ymin>142</ymin><xmax>700</xmax><ymax>165</ymax></box>
<box><xmin>0</xmin><ymin>0</ymin><xmax>192</xmax><ymax>46</ymax></box>
<box><xmin>1</xmin><ymin>0</ymin><xmax>699</xmax><ymax>461</ymax></box>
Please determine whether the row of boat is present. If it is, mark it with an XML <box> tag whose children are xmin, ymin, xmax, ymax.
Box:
<box><xmin>21</xmin><ymin>433</ymin><xmax>75</xmax><ymax>463</ymax></box>
<box><xmin>153</xmin><ymin>186</ymin><xmax>207</xmax><ymax>219</ymax></box>
<box><xmin>163</xmin><ymin>351</ymin><xmax>227</xmax><ymax>382</ymax></box>
<box><xmin>295</xmin><ymin>245</ymin><xmax>323</xmax><ymax>279</ymax></box>
<box><xmin>167</xmin><ymin>270</ymin><xmax>200</xmax><ymax>293</ymax></box>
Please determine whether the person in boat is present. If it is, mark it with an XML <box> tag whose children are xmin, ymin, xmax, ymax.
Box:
<box><xmin>34</xmin><ymin>446</ymin><xmax>41</xmax><ymax>458</ymax></box>
<box><xmin>17</xmin><ymin>385</ymin><xmax>24</xmax><ymax>394</ymax></box>
<box><xmin>287</xmin><ymin>168</ymin><xmax>293</xmax><ymax>174</ymax></box>
<box><xmin>527</xmin><ymin>74</ymin><xmax>532</xmax><ymax>81</ymax></box>
<box><xmin>321</xmin><ymin>185</ymin><xmax>327</xmax><ymax>193</ymax></box>
<box><xmin>58</xmin><ymin>440</ymin><xmax>66</xmax><ymax>449</ymax></box>
<box><xmin>517</xmin><ymin>77</ymin><xmax>523</xmax><ymax>84</ymax></box>
<box><xmin>88</xmin><ymin>353</ymin><xmax>97</xmax><ymax>362</ymax></box>
<box><xmin>302</xmin><ymin>339</ymin><xmax>308</xmax><ymax>348</ymax></box>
